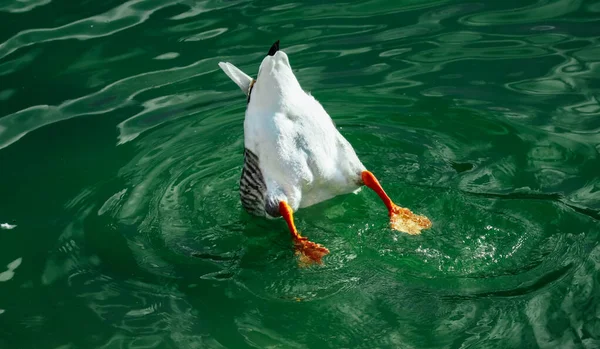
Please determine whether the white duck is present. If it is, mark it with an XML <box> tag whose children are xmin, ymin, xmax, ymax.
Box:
<box><xmin>219</xmin><ymin>41</ymin><xmax>431</xmax><ymax>265</ymax></box>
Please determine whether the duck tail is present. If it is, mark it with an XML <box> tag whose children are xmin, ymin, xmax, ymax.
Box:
<box><xmin>218</xmin><ymin>62</ymin><xmax>253</xmax><ymax>96</ymax></box>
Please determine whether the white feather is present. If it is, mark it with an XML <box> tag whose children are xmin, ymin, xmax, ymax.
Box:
<box><xmin>217</xmin><ymin>62</ymin><xmax>253</xmax><ymax>95</ymax></box>
<box><xmin>220</xmin><ymin>50</ymin><xmax>365</xmax><ymax>212</ymax></box>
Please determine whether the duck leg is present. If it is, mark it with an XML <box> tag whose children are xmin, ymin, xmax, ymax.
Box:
<box><xmin>361</xmin><ymin>170</ymin><xmax>432</xmax><ymax>235</ymax></box>
<box><xmin>278</xmin><ymin>201</ymin><xmax>330</xmax><ymax>265</ymax></box>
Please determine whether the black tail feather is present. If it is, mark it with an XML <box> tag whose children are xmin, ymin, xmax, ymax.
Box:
<box><xmin>267</xmin><ymin>40</ymin><xmax>280</xmax><ymax>56</ymax></box>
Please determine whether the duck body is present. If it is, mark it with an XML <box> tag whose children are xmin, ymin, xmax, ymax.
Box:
<box><xmin>219</xmin><ymin>41</ymin><xmax>432</xmax><ymax>265</ymax></box>
<box><xmin>242</xmin><ymin>49</ymin><xmax>365</xmax><ymax>217</ymax></box>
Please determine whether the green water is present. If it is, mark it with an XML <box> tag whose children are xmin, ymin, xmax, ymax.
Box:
<box><xmin>1</xmin><ymin>0</ymin><xmax>600</xmax><ymax>348</ymax></box>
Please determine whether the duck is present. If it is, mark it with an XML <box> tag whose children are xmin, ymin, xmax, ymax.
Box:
<box><xmin>218</xmin><ymin>40</ymin><xmax>431</xmax><ymax>265</ymax></box>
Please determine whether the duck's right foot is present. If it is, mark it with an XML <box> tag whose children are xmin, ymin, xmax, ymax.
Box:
<box><xmin>389</xmin><ymin>204</ymin><xmax>431</xmax><ymax>235</ymax></box>
<box><xmin>361</xmin><ymin>170</ymin><xmax>433</xmax><ymax>235</ymax></box>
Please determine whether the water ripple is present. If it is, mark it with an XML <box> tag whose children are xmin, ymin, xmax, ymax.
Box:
<box><xmin>0</xmin><ymin>0</ymin><xmax>179</xmax><ymax>61</ymax></box>
<box><xmin>460</xmin><ymin>0</ymin><xmax>585</xmax><ymax>26</ymax></box>
<box><xmin>0</xmin><ymin>0</ymin><xmax>51</xmax><ymax>14</ymax></box>
<box><xmin>0</xmin><ymin>54</ymin><xmax>258</xmax><ymax>150</ymax></box>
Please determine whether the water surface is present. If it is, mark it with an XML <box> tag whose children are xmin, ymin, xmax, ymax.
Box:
<box><xmin>1</xmin><ymin>0</ymin><xmax>600</xmax><ymax>348</ymax></box>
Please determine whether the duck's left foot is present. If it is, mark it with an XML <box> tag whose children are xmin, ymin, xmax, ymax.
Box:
<box><xmin>389</xmin><ymin>204</ymin><xmax>431</xmax><ymax>235</ymax></box>
<box><xmin>294</xmin><ymin>236</ymin><xmax>330</xmax><ymax>266</ymax></box>
<box><xmin>279</xmin><ymin>200</ymin><xmax>330</xmax><ymax>266</ymax></box>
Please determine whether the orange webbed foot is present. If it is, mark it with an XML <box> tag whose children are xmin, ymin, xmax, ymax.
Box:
<box><xmin>361</xmin><ymin>170</ymin><xmax>432</xmax><ymax>235</ymax></box>
<box><xmin>294</xmin><ymin>236</ymin><xmax>330</xmax><ymax>266</ymax></box>
<box><xmin>389</xmin><ymin>204</ymin><xmax>431</xmax><ymax>235</ymax></box>
<box><xmin>278</xmin><ymin>201</ymin><xmax>329</xmax><ymax>266</ymax></box>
